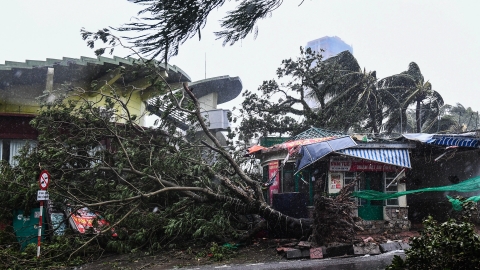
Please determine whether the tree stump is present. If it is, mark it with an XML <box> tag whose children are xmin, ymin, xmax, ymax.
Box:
<box><xmin>312</xmin><ymin>179</ymin><xmax>358</xmax><ymax>245</ymax></box>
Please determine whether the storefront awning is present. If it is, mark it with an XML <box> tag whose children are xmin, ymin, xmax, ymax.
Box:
<box><xmin>403</xmin><ymin>133</ymin><xmax>480</xmax><ymax>148</ymax></box>
<box><xmin>429</xmin><ymin>136</ymin><xmax>480</xmax><ymax>148</ymax></box>
<box><xmin>296</xmin><ymin>136</ymin><xmax>357</xmax><ymax>173</ymax></box>
<box><xmin>336</xmin><ymin>148</ymin><xmax>411</xmax><ymax>168</ymax></box>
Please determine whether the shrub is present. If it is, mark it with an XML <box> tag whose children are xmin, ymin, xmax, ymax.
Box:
<box><xmin>387</xmin><ymin>216</ymin><xmax>480</xmax><ymax>270</ymax></box>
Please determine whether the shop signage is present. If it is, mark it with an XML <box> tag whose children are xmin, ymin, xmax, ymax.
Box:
<box><xmin>330</xmin><ymin>159</ymin><xmax>352</xmax><ymax>171</ymax></box>
<box><xmin>329</xmin><ymin>172</ymin><xmax>343</xmax><ymax>193</ymax></box>
<box><xmin>260</xmin><ymin>137</ymin><xmax>289</xmax><ymax>147</ymax></box>
<box><xmin>268</xmin><ymin>160</ymin><xmax>280</xmax><ymax>204</ymax></box>
<box><xmin>330</xmin><ymin>157</ymin><xmax>397</xmax><ymax>172</ymax></box>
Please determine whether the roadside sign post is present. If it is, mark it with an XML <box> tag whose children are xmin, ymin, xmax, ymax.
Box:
<box><xmin>37</xmin><ymin>170</ymin><xmax>50</xmax><ymax>258</ymax></box>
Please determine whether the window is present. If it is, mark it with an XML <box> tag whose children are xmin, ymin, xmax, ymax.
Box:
<box><xmin>345</xmin><ymin>172</ymin><xmax>363</xmax><ymax>205</ymax></box>
<box><xmin>344</xmin><ymin>172</ymin><xmax>357</xmax><ymax>191</ymax></box>
<box><xmin>384</xmin><ymin>172</ymin><xmax>399</xmax><ymax>206</ymax></box>
<box><xmin>8</xmin><ymin>140</ymin><xmax>37</xmax><ymax>167</ymax></box>
<box><xmin>88</xmin><ymin>144</ymin><xmax>105</xmax><ymax>165</ymax></box>
<box><xmin>282</xmin><ymin>162</ymin><xmax>295</xmax><ymax>193</ymax></box>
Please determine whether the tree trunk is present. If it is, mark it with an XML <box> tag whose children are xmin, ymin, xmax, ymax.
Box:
<box><xmin>259</xmin><ymin>204</ymin><xmax>313</xmax><ymax>240</ymax></box>
<box><xmin>416</xmin><ymin>98</ymin><xmax>421</xmax><ymax>133</ymax></box>
<box><xmin>367</xmin><ymin>98</ymin><xmax>379</xmax><ymax>134</ymax></box>
<box><xmin>213</xmin><ymin>193</ymin><xmax>313</xmax><ymax>240</ymax></box>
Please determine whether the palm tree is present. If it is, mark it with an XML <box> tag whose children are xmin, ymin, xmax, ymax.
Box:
<box><xmin>446</xmin><ymin>103</ymin><xmax>479</xmax><ymax>132</ymax></box>
<box><xmin>310</xmin><ymin>50</ymin><xmax>382</xmax><ymax>133</ymax></box>
<box><xmin>378</xmin><ymin>62</ymin><xmax>444</xmax><ymax>133</ymax></box>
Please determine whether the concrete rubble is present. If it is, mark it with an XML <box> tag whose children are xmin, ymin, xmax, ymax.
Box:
<box><xmin>274</xmin><ymin>231</ymin><xmax>416</xmax><ymax>260</ymax></box>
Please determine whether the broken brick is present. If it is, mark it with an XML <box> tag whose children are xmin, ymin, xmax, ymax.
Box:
<box><xmin>276</xmin><ymin>247</ymin><xmax>296</xmax><ymax>253</ymax></box>
<box><xmin>297</xmin><ymin>241</ymin><xmax>312</xmax><ymax>248</ymax></box>
<box><xmin>399</xmin><ymin>242</ymin><xmax>411</xmax><ymax>250</ymax></box>
<box><xmin>301</xmin><ymin>249</ymin><xmax>310</xmax><ymax>258</ymax></box>
<box><xmin>353</xmin><ymin>243</ymin><xmax>381</xmax><ymax>255</ymax></box>
<box><xmin>379</xmin><ymin>242</ymin><xmax>402</xmax><ymax>253</ymax></box>
<box><xmin>326</xmin><ymin>244</ymin><xmax>354</xmax><ymax>257</ymax></box>
<box><xmin>310</xmin><ymin>247</ymin><xmax>323</xmax><ymax>259</ymax></box>
<box><xmin>286</xmin><ymin>249</ymin><xmax>303</xmax><ymax>259</ymax></box>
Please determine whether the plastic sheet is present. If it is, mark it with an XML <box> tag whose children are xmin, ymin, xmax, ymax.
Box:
<box><xmin>352</xmin><ymin>175</ymin><xmax>480</xmax><ymax>211</ymax></box>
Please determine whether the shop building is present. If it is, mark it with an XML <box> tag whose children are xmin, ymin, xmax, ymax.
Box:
<box><xmin>251</xmin><ymin>127</ymin><xmax>415</xmax><ymax>232</ymax></box>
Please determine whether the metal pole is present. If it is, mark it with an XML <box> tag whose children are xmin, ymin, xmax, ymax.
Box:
<box><xmin>37</xmin><ymin>200</ymin><xmax>43</xmax><ymax>257</ymax></box>
<box><xmin>436</xmin><ymin>100</ymin><xmax>441</xmax><ymax>132</ymax></box>
<box><xmin>400</xmin><ymin>108</ymin><xmax>402</xmax><ymax>134</ymax></box>
<box><xmin>475</xmin><ymin>111</ymin><xmax>478</xmax><ymax>130</ymax></box>
<box><xmin>437</xmin><ymin>115</ymin><xmax>440</xmax><ymax>132</ymax></box>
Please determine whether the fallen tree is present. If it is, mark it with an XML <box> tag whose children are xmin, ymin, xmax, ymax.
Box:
<box><xmin>0</xmin><ymin>61</ymin><xmax>313</xmax><ymax>265</ymax></box>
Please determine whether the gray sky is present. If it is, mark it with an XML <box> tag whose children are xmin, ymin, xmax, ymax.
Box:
<box><xmin>2</xmin><ymin>0</ymin><xmax>480</xmax><ymax>114</ymax></box>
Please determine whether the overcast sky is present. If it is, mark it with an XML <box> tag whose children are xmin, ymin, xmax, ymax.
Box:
<box><xmin>2</xmin><ymin>0</ymin><xmax>480</xmax><ymax>115</ymax></box>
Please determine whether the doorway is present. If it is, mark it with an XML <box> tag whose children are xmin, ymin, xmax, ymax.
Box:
<box><xmin>358</xmin><ymin>172</ymin><xmax>384</xmax><ymax>220</ymax></box>
<box><xmin>282</xmin><ymin>163</ymin><xmax>313</xmax><ymax>206</ymax></box>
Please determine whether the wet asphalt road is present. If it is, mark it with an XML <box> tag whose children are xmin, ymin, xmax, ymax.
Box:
<box><xmin>183</xmin><ymin>250</ymin><xmax>404</xmax><ymax>270</ymax></box>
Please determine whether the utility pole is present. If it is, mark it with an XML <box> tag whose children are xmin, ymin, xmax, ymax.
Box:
<box><xmin>476</xmin><ymin>111</ymin><xmax>479</xmax><ymax>130</ymax></box>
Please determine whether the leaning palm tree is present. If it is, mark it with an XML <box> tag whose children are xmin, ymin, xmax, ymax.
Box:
<box><xmin>378</xmin><ymin>62</ymin><xmax>444</xmax><ymax>133</ymax></box>
<box><xmin>446</xmin><ymin>103</ymin><xmax>479</xmax><ymax>132</ymax></box>
<box><xmin>311</xmin><ymin>50</ymin><xmax>383</xmax><ymax>133</ymax></box>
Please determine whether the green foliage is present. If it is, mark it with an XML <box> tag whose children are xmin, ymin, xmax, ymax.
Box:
<box><xmin>208</xmin><ymin>242</ymin><xmax>235</xmax><ymax>261</ymax></box>
<box><xmin>0</xmin><ymin>83</ymin><xmax>261</xmax><ymax>267</ymax></box>
<box><xmin>378</xmin><ymin>62</ymin><xmax>444</xmax><ymax>133</ymax></box>
<box><xmin>0</xmin><ymin>160</ymin><xmax>38</xmax><ymax>221</ymax></box>
<box><xmin>82</xmin><ymin>0</ymin><xmax>287</xmax><ymax>61</ymax></box>
<box><xmin>0</xmin><ymin>233</ymin><xmax>101</xmax><ymax>269</ymax></box>
<box><xmin>387</xmin><ymin>216</ymin><xmax>480</xmax><ymax>270</ymax></box>
<box><xmin>435</xmin><ymin>103</ymin><xmax>479</xmax><ymax>133</ymax></box>
<box><xmin>234</xmin><ymin>48</ymin><xmax>382</xmax><ymax>142</ymax></box>
<box><xmin>234</xmin><ymin>48</ymin><xmax>452</xmax><ymax>143</ymax></box>
<box><xmin>163</xmin><ymin>200</ymin><xmax>236</xmax><ymax>240</ymax></box>
<box><xmin>387</xmin><ymin>255</ymin><xmax>407</xmax><ymax>269</ymax></box>
<box><xmin>195</xmin><ymin>242</ymin><xmax>235</xmax><ymax>262</ymax></box>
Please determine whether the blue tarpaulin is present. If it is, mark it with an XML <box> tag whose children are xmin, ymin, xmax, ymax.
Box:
<box><xmin>296</xmin><ymin>136</ymin><xmax>357</xmax><ymax>173</ymax></box>
<box><xmin>403</xmin><ymin>133</ymin><xmax>480</xmax><ymax>148</ymax></box>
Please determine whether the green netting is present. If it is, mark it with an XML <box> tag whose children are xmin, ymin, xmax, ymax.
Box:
<box><xmin>447</xmin><ymin>195</ymin><xmax>480</xmax><ymax>211</ymax></box>
<box><xmin>351</xmin><ymin>175</ymin><xmax>480</xmax><ymax>211</ymax></box>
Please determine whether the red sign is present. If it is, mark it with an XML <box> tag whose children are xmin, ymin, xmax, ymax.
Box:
<box><xmin>330</xmin><ymin>157</ymin><xmax>397</xmax><ymax>172</ymax></box>
<box><xmin>38</xmin><ymin>170</ymin><xmax>50</xmax><ymax>190</ymax></box>
<box><xmin>268</xmin><ymin>160</ymin><xmax>280</xmax><ymax>205</ymax></box>
<box><xmin>67</xmin><ymin>207</ymin><xmax>114</xmax><ymax>236</ymax></box>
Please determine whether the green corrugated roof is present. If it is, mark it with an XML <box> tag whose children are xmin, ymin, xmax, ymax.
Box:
<box><xmin>0</xmin><ymin>56</ymin><xmax>191</xmax><ymax>81</ymax></box>
<box><xmin>0</xmin><ymin>56</ymin><xmax>134</xmax><ymax>70</ymax></box>
<box><xmin>290</xmin><ymin>127</ymin><xmax>346</xmax><ymax>141</ymax></box>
